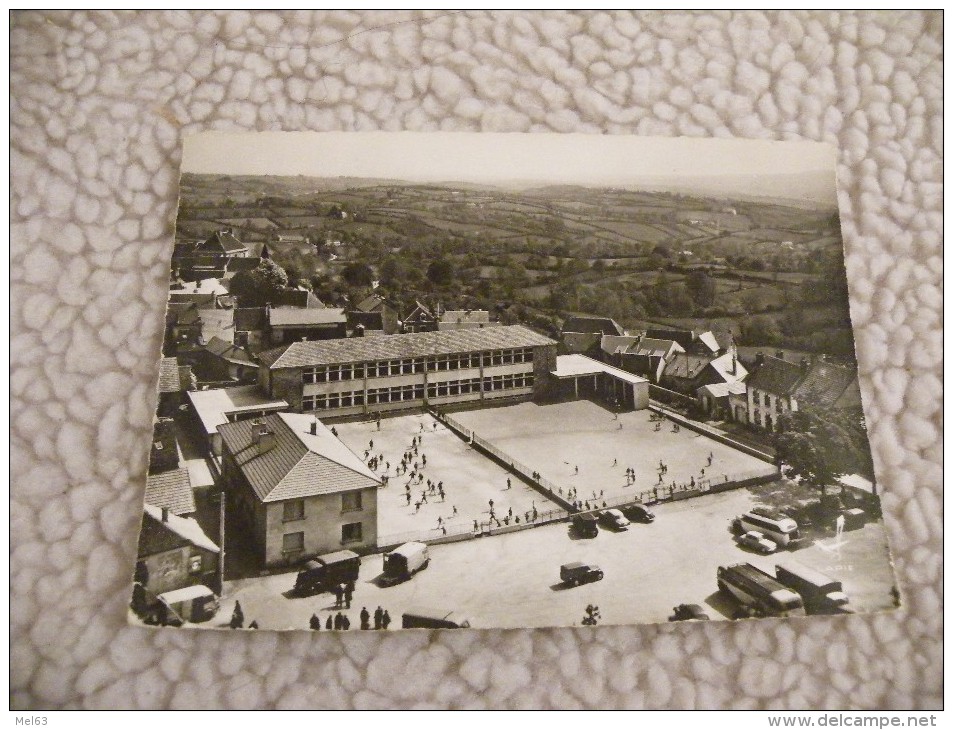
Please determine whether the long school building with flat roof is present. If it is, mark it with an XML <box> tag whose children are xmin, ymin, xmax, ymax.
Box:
<box><xmin>257</xmin><ymin>324</ymin><xmax>559</xmax><ymax>417</ymax></box>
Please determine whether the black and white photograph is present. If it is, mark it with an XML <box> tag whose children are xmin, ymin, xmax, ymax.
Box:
<box><xmin>130</xmin><ymin>131</ymin><xmax>897</xmax><ymax>632</ymax></box>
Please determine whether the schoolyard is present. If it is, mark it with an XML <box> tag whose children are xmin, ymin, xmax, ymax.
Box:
<box><xmin>451</xmin><ymin>400</ymin><xmax>776</xmax><ymax>507</ymax></box>
<box><xmin>333</xmin><ymin>412</ymin><xmax>560</xmax><ymax>542</ymax></box>
<box><xmin>332</xmin><ymin>400</ymin><xmax>775</xmax><ymax>545</ymax></box>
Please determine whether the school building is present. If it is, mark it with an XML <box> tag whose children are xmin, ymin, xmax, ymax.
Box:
<box><xmin>256</xmin><ymin>325</ymin><xmax>559</xmax><ymax>417</ymax></box>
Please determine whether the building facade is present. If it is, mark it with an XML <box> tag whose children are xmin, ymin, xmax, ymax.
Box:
<box><xmin>257</xmin><ymin>325</ymin><xmax>558</xmax><ymax>418</ymax></box>
<box><xmin>217</xmin><ymin>413</ymin><xmax>380</xmax><ymax>568</ymax></box>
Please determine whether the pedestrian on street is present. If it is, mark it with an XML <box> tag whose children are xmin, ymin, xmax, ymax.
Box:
<box><xmin>377</xmin><ymin>418</ymin><xmax>381</xmax><ymax>430</ymax></box>
<box><xmin>326</xmin><ymin>615</ymin><xmax>333</xmax><ymax>630</ymax></box>
<box><xmin>439</xmin><ymin>487</ymin><xmax>445</xmax><ymax>501</ymax></box>
<box><xmin>473</xmin><ymin>519</ymin><xmax>479</xmax><ymax>531</ymax></box>
<box><xmin>333</xmin><ymin>584</ymin><xmax>343</xmax><ymax>607</ymax></box>
<box><xmin>341</xmin><ymin>615</ymin><xmax>350</xmax><ymax>631</ymax></box>
<box><xmin>334</xmin><ymin>613</ymin><xmax>343</xmax><ymax>630</ymax></box>
<box><xmin>574</xmin><ymin>465</ymin><xmax>579</xmax><ymax>475</ymax></box>
<box><xmin>613</xmin><ymin>458</ymin><xmax>617</xmax><ymax>467</ymax></box>
<box><xmin>369</xmin><ymin>439</ymin><xmax>374</xmax><ymax>450</ymax></box>
<box><xmin>374</xmin><ymin>606</ymin><xmax>383</xmax><ymax>630</ymax></box>
<box><xmin>508</xmin><ymin>506</ymin><xmax>513</xmax><ymax>518</ymax></box>
<box><xmin>344</xmin><ymin>581</ymin><xmax>354</xmax><ymax>609</ymax></box>
<box><xmin>421</xmin><ymin>492</ymin><xmax>428</xmax><ymax>504</ymax></box>
<box><xmin>452</xmin><ymin>505</ymin><xmax>457</xmax><ymax>515</ymax></box>
<box><xmin>507</xmin><ymin>477</ymin><xmax>511</xmax><ymax>490</ymax></box>
<box><xmin>360</xmin><ymin>607</ymin><xmax>371</xmax><ymax>630</ymax></box>
<box><xmin>414</xmin><ymin>501</ymin><xmax>421</xmax><ymax>513</ymax></box>
<box><xmin>310</xmin><ymin>613</ymin><xmax>322</xmax><ymax>631</ymax></box>
<box><xmin>382</xmin><ymin>610</ymin><xmax>391</xmax><ymax>630</ymax></box>
<box><xmin>422</xmin><ymin>454</ymin><xmax>427</xmax><ymax>466</ymax></box>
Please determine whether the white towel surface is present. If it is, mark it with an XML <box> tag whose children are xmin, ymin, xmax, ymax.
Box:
<box><xmin>10</xmin><ymin>10</ymin><xmax>941</xmax><ymax>710</ymax></box>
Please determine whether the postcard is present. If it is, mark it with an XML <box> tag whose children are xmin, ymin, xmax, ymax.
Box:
<box><xmin>130</xmin><ymin>132</ymin><xmax>897</xmax><ymax>631</ymax></box>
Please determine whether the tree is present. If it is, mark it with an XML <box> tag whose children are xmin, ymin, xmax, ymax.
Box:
<box><xmin>229</xmin><ymin>259</ymin><xmax>289</xmax><ymax>307</ymax></box>
<box><xmin>740</xmin><ymin>314</ymin><xmax>781</xmax><ymax>346</ymax></box>
<box><xmin>774</xmin><ymin>408</ymin><xmax>857</xmax><ymax>496</ymax></box>
<box><xmin>427</xmin><ymin>258</ymin><xmax>454</xmax><ymax>287</ymax></box>
<box><xmin>342</xmin><ymin>262</ymin><xmax>374</xmax><ymax>287</ymax></box>
<box><xmin>686</xmin><ymin>270</ymin><xmax>716</xmax><ymax>309</ymax></box>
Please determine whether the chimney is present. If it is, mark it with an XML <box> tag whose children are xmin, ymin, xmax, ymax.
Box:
<box><xmin>310</xmin><ymin>418</ymin><xmax>318</xmax><ymax>436</ymax></box>
<box><xmin>252</xmin><ymin>421</ymin><xmax>276</xmax><ymax>453</ymax></box>
<box><xmin>755</xmin><ymin>352</ymin><xmax>765</xmax><ymax>368</ymax></box>
<box><xmin>161</xmin><ymin>507</ymin><xmax>169</xmax><ymax>523</ymax></box>
<box><xmin>732</xmin><ymin>355</ymin><xmax>737</xmax><ymax>375</ymax></box>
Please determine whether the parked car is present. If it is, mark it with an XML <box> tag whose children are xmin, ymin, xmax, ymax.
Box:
<box><xmin>381</xmin><ymin>541</ymin><xmax>430</xmax><ymax>586</ymax></box>
<box><xmin>560</xmin><ymin>562</ymin><xmax>604</xmax><ymax>587</ymax></box>
<box><xmin>737</xmin><ymin>530</ymin><xmax>778</xmax><ymax>554</ymax></box>
<box><xmin>622</xmin><ymin>503</ymin><xmax>655</xmax><ymax>523</ymax></box>
<box><xmin>571</xmin><ymin>513</ymin><xmax>599</xmax><ymax>538</ymax></box>
<box><xmin>401</xmin><ymin>608</ymin><xmax>471</xmax><ymax>629</ymax></box>
<box><xmin>599</xmin><ymin>508</ymin><xmax>630</xmax><ymax>531</ymax></box>
<box><xmin>293</xmin><ymin>550</ymin><xmax>361</xmax><ymax>595</ymax></box>
<box><xmin>668</xmin><ymin>603</ymin><xmax>710</xmax><ymax>622</ymax></box>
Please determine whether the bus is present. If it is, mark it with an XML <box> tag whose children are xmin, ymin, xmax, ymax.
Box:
<box><xmin>735</xmin><ymin>508</ymin><xmax>799</xmax><ymax>546</ymax></box>
<box><xmin>717</xmin><ymin>563</ymin><xmax>806</xmax><ymax>618</ymax></box>
<box><xmin>775</xmin><ymin>562</ymin><xmax>850</xmax><ymax>615</ymax></box>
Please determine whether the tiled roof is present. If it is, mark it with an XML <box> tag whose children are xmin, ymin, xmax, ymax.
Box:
<box><xmin>696</xmin><ymin>331</ymin><xmax>721</xmax><ymax>354</ymax></box>
<box><xmin>204</xmin><ymin>336</ymin><xmax>255</xmax><ymax>365</ymax></box>
<box><xmin>274</xmin><ymin>289</ymin><xmax>325</xmax><ymax>309</ymax></box>
<box><xmin>747</xmin><ymin>356</ymin><xmax>805</xmax><ymax>396</ymax></box>
<box><xmin>698</xmin><ymin>381</ymin><xmax>747</xmax><ymax>398</ymax></box>
<box><xmin>630</xmin><ymin>337</ymin><xmax>683</xmax><ymax>358</ymax></box>
<box><xmin>217</xmin><ymin>413</ymin><xmax>380</xmax><ymax>502</ymax></box>
<box><xmin>646</xmin><ymin>328</ymin><xmax>694</xmax><ymax>348</ymax></box>
<box><xmin>663</xmin><ymin>352</ymin><xmax>715</xmax><ymax>380</ymax></box>
<box><xmin>562</xmin><ymin>316</ymin><xmax>625</xmax><ymax>336</ymax></box>
<box><xmin>158</xmin><ymin>358</ymin><xmax>183</xmax><ymax>393</ymax></box>
<box><xmin>792</xmin><ymin>361</ymin><xmax>857</xmax><ymax>409</ymax></box>
<box><xmin>262</xmin><ymin>324</ymin><xmax>556</xmax><ymax>369</ymax></box>
<box><xmin>560</xmin><ymin>332</ymin><xmax>600</xmax><ymax>354</ymax></box>
<box><xmin>405</xmin><ymin>301</ymin><xmax>435</xmax><ymax>322</ymax></box>
<box><xmin>225</xmin><ymin>257</ymin><xmax>262</xmax><ymax>273</ymax></box>
<box><xmin>145</xmin><ymin>468</ymin><xmax>196</xmax><ymax>516</ymax></box>
<box><xmin>268</xmin><ymin>307</ymin><xmax>346</xmax><ymax>327</ymax></box>
<box><xmin>600</xmin><ymin>334</ymin><xmax>640</xmax><ymax>355</ymax></box>
<box><xmin>166</xmin><ymin>302</ymin><xmax>202</xmax><ymax>326</ymax></box>
<box><xmin>138</xmin><ymin>503</ymin><xmax>219</xmax><ymax>558</ymax></box>
<box><xmin>356</xmin><ymin>293</ymin><xmax>393</xmax><ymax>313</ymax></box>
<box><xmin>235</xmin><ymin>307</ymin><xmax>266</xmax><ymax>332</ymax></box>
<box><xmin>198</xmin><ymin>230</ymin><xmax>247</xmax><ymax>254</ymax></box>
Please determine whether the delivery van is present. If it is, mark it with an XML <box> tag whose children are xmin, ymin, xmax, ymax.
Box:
<box><xmin>401</xmin><ymin>608</ymin><xmax>471</xmax><ymax>629</ymax></box>
<box><xmin>293</xmin><ymin>550</ymin><xmax>361</xmax><ymax>596</ymax></box>
<box><xmin>156</xmin><ymin>585</ymin><xmax>219</xmax><ymax>626</ymax></box>
<box><xmin>381</xmin><ymin>541</ymin><xmax>430</xmax><ymax>586</ymax></box>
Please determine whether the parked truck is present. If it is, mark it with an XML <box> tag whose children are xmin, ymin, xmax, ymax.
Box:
<box><xmin>381</xmin><ymin>541</ymin><xmax>430</xmax><ymax>586</ymax></box>
<box><xmin>293</xmin><ymin>550</ymin><xmax>361</xmax><ymax>596</ymax></box>
<box><xmin>774</xmin><ymin>561</ymin><xmax>851</xmax><ymax>615</ymax></box>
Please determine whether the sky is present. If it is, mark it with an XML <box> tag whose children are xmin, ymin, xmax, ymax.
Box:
<box><xmin>183</xmin><ymin>131</ymin><xmax>838</xmax><ymax>203</ymax></box>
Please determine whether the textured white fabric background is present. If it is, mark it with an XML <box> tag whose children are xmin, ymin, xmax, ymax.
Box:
<box><xmin>10</xmin><ymin>10</ymin><xmax>942</xmax><ymax>710</ymax></box>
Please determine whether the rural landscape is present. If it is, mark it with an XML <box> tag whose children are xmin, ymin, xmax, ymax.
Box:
<box><xmin>176</xmin><ymin>173</ymin><xmax>855</xmax><ymax>360</ymax></box>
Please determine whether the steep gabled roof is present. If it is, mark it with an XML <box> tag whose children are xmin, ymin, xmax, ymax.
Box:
<box><xmin>263</xmin><ymin>325</ymin><xmax>555</xmax><ymax>369</ymax></box>
<box><xmin>158</xmin><ymin>357</ymin><xmax>184</xmax><ymax>393</ymax></box>
<box><xmin>695</xmin><ymin>331</ymin><xmax>721</xmax><ymax>354</ymax></box>
<box><xmin>203</xmin><ymin>336</ymin><xmax>255</xmax><ymax>366</ymax></box>
<box><xmin>404</xmin><ymin>301</ymin><xmax>435</xmax><ymax>322</ymax></box>
<box><xmin>197</xmin><ymin>230</ymin><xmax>247</xmax><ymax>255</ymax></box>
<box><xmin>746</xmin><ymin>356</ymin><xmax>805</xmax><ymax>396</ymax></box>
<box><xmin>600</xmin><ymin>335</ymin><xmax>641</xmax><ymax>356</ymax></box>
<box><xmin>707</xmin><ymin>351</ymin><xmax>748</xmax><ymax>383</ymax></box>
<box><xmin>145</xmin><ymin>468</ymin><xmax>196</xmax><ymax>516</ymax></box>
<box><xmin>234</xmin><ymin>307</ymin><xmax>267</xmax><ymax>332</ymax></box>
<box><xmin>355</xmin><ymin>293</ymin><xmax>394</xmax><ymax>313</ymax></box>
<box><xmin>217</xmin><ymin>413</ymin><xmax>380</xmax><ymax>502</ymax></box>
<box><xmin>274</xmin><ymin>289</ymin><xmax>325</xmax><ymax>309</ymax></box>
<box><xmin>138</xmin><ymin>503</ymin><xmax>219</xmax><ymax>558</ymax></box>
<box><xmin>562</xmin><ymin>316</ymin><xmax>625</xmax><ymax>336</ymax></box>
<box><xmin>646</xmin><ymin>327</ymin><xmax>694</xmax><ymax>348</ymax></box>
<box><xmin>630</xmin><ymin>337</ymin><xmax>684</xmax><ymax>358</ymax></box>
<box><xmin>663</xmin><ymin>352</ymin><xmax>716</xmax><ymax>381</ymax></box>
<box><xmin>166</xmin><ymin>302</ymin><xmax>202</xmax><ymax>326</ymax></box>
<box><xmin>792</xmin><ymin>361</ymin><xmax>858</xmax><ymax>409</ymax></box>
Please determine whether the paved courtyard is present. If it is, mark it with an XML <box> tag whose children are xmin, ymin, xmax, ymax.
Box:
<box><xmin>452</xmin><ymin>400</ymin><xmax>776</xmax><ymax>506</ymax></box>
<box><xmin>333</xmin><ymin>412</ymin><xmax>561</xmax><ymax>543</ymax></box>
<box><xmin>217</xmin><ymin>486</ymin><xmax>896</xmax><ymax>631</ymax></box>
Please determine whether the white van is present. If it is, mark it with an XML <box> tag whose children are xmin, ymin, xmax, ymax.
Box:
<box><xmin>382</xmin><ymin>542</ymin><xmax>430</xmax><ymax>585</ymax></box>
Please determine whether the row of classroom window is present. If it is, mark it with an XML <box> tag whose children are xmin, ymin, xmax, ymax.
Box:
<box><xmin>302</xmin><ymin>348</ymin><xmax>535</xmax><ymax>383</ymax></box>
<box><xmin>302</xmin><ymin>373</ymin><xmax>535</xmax><ymax>410</ymax></box>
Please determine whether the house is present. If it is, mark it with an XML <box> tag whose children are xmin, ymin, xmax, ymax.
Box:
<box><xmin>217</xmin><ymin>413</ymin><xmax>381</xmax><ymax>568</ymax></box>
<box><xmin>697</xmin><ymin>381</ymin><xmax>747</xmax><ymax>420</ymax></box>
<box><xmin>274</xmin><ymin>288</ymin><xmax>325</xmax><ymax>309</ymax></box>
<box><xmin>134</xmin><ymin>503</ymin><xmax>219</xmax><ymax>601</ymax></box>
<box><xmin>164</xmin><ymin>303</ymin><xmax>204</xmax><ymax>355</ymax></box>
<box><xmin>222</xmin><ymin>256</ymin><xmax>262</xmax><ymax>280</ymax></box>
<box><xmin>660</xmin><ymin>351</ymin><xmax>747</xmax><ymax>395</ymax></box>
<box><xmin>355</xmin><ymin>293</ymin><xmax>400</xmax><ymax>334</ymax></box>
<box><xmin>645</xmin><ymin>327</ymin><xmax>721</xmax><ymax>356</ymax></box>
<box><xmin>257</xmin><ymin>324</ymin><xmax>557</xmax><ymax>418</ymax></box>
<box><xmin>346</xmin><ymin>310</ymin><xmax>386</xmax><ymax>337</ymax></box>
<box><xmin>194</xmin><ymin>229</ymin><xmax>249</xmax><ymax>259</ymax></box>
<box><xmin>743</xmin><ymin>354</ymin><xmax>860</xmax><ymax>431</ymax></box>
<box><xmin>156</xmin><ymin>357</ymin><xmax>196</xmax><ymax>416</ymax></box>
<box><xmin>437</xmin><ymin>309</ymin><xmax>493</xmax><ymax>331</ymax></box>
<box><xmin>267</xmin><ymin>306</ymin><xmax>348</xmax><ymax>344</ymax></box>
<box><xmin>187</xmin><ymin>384</ymin><xmax>289</xmax><ymax>459</ymax></box>
<box><xmin>402</xmin><ymin>301</ymin><xmax>437</xmax><ymax>333</ymax></box>
<box><xmin>562</xmin><ymin>316</ymin><xmax>626</xmax><ymax>337</ymax></box>
<box><xmin>614</xmin><ymin>336</ymin><xmax>685</xmax><ymax>383</ymax></box>
<box><xmin>234</xmin><ymin>307</ymin><xmax>267</xmax><ymax>352</ymax></box>
<box><xmin>144</xmin><ymin>468</ymin><xmax>196</xmax><ymax>517</ymax></box>
<box><xmin>195</xmin><ymin>336</ymin><xmax>257</xmax><ymax>384</ymax></box>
